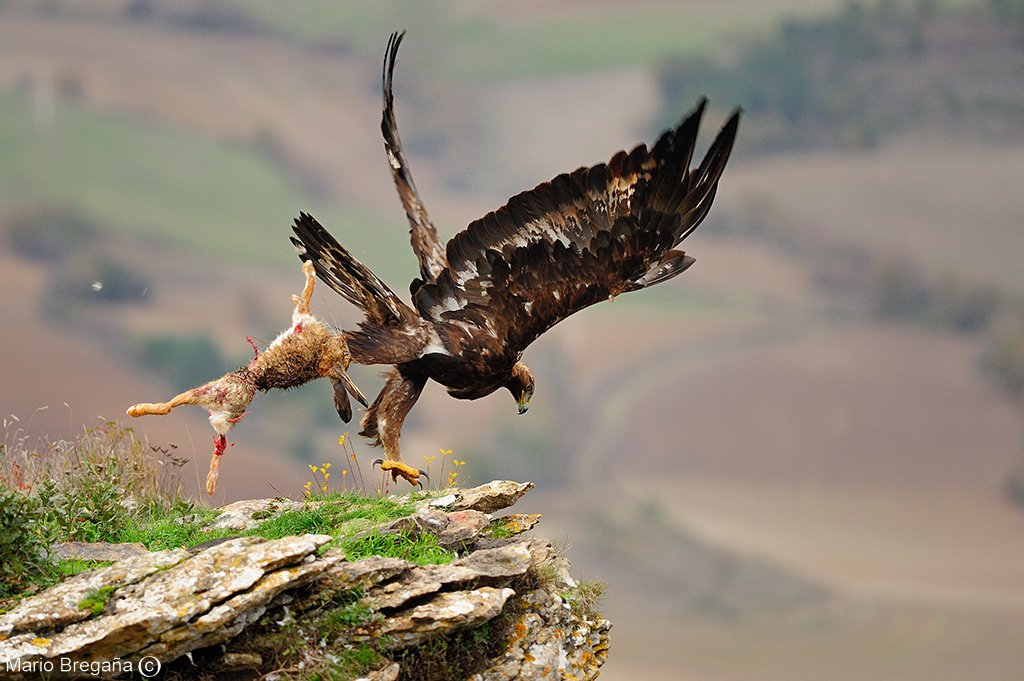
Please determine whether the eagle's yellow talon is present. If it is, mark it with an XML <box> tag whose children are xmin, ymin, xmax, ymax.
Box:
<box><xmin>372</xmin><ymin>459</ymin><xmax>427</xmax><ymax>487</ymax></box>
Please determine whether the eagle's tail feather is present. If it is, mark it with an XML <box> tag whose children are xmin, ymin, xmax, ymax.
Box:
<box><xmin>290</xmin><ymin>212</ymin><xmax>407</xmax><ymax>326</ymax></box>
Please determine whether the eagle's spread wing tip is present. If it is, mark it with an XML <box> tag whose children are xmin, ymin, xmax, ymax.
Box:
<box><xmin>379</xmin><ymin>29</ymin><xmax>448</xmax><ymax>285</ymax></box>
<box><xmin>383</xmin><ymin>30</ymin><xmax>406</xmax><ymax>102</ymax></box>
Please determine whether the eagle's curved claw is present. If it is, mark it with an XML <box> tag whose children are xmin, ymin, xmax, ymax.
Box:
<box><xmin>372</xmin><ymin>458</ymin><xmax>427</xmax><ymax>487</ymax></box>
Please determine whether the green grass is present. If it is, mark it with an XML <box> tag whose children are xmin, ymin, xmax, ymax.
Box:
<box><xmin>77</xmin><ymin>585</ymin><xmax>116</xmax><ymax>616</ymax></box>
<box><xmin>260</xmin><ymin>494</ymin><xmax>416</xmax><ymax>538</ymax></box>
<box><xmin>316</xmin><ymin>589</ymin><xmax>378</xmax><ymax>635</ymax></box>
<box><xmin>54</xmin><ymin>558</ymin><xmax>113</xmax><ymax>579</ymax></box>
<box><xmin>559</xmin><ymin>579</ymin><xmax>606</xmax><ymax>621</ymax></box>
<box><xmin>2</xmin><ymin>489</ymin><xmax>449</xmax><ymax>606</ymax></box>
<box><xmin>117</xmin><ymin>506</ymin><xmax>227</xmax><ymax>550</ymax></box>
<box><xmin>86</xmin><ymin>490</ymin><xmax>456</xmax><ymax>568</ymax></box>
<box><xmin>115</xmin><ymin>492</ymin><xmax>422</xmax><ymax>553</ymax></box>
<box><xmin>340</xmin><ymin>529</ymin><xmax>455</xmax><ymax>566</ymax></box>
<box><xmin>324</xmin><ymin>644</ymin><xmax>388</xmax><ymax>680</ymax></box>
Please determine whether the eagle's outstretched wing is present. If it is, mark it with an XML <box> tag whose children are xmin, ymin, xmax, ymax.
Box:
<box><xmin>381</xmin><ymin>30</ymin><xmax>447</xmax><ymax>290</ymax></box>
<box><xmin>413</xmin><ymin>100</ymin><xmax>740</xmax><ymax>355</ymax></box>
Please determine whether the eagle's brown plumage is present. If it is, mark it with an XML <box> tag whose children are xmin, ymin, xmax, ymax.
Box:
<box><xmin>291</xmin><ymin>31</ymin><xmax>741</xmax><ymax>485</ymax></box>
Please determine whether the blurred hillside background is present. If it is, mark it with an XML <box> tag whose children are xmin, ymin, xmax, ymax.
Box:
<box><xmin>1</xmin><ymin>1</ymin><xmax>1024</xmax><ymax>679</ymax></box>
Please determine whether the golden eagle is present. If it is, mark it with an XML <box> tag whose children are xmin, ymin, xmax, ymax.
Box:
<box><xmin>291</xmin><ymin>32</ymin><xmax>740</xmax><ymax>485</ymax></box>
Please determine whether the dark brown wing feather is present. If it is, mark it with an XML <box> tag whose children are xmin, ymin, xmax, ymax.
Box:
<box><xmin>291</xmin><ymin>212</ymin><xmax>405</xmax><ymax>325</ymax></box>
<box><xmin>414</xmin><ymin>101</ymin><xmax>740</xmax><ymax>355</ymax></box>
<box><xmin>382</xmin><ymin>30</ymin><xmax>447</xmax><ymax>289</ymax></box>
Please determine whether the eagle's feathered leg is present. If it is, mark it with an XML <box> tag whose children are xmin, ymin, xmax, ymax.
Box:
<box><xmin>362</xmin><ymin>366</ymin><xmax>428</xmax><ymax>487</ymax></box>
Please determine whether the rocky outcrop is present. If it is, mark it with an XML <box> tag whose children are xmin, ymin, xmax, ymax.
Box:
<box><xmin>0</xmin><ymin>481</ymin><xmax>610</xmax><ymax>680</ymax></box>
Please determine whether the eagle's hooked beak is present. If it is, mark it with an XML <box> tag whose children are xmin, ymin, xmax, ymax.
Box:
<box><xmin>517</xmin><ymin>390</ymin><xmax>530</xmax><ymax>415</ymax></box>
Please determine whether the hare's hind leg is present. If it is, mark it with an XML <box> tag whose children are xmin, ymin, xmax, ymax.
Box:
<box><xmin>290</xmin><ymin>260</ymin><xmax>317</xmax><ymax>315</ymax></box>
<box><xmin>126</xmin><ymin>390</ymin><xmax>202</xmax><ymax>418</ymax></box>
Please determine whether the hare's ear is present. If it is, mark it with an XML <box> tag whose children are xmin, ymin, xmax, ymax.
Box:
<box><xmin>332</xmin><ymin>379</ymin><xmax>353</xmax><ymax>423</ymax></box>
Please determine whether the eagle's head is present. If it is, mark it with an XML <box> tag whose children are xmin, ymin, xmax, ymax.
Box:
<box><xmin>507</xmin><ymin>361</ymin><xmax>535</xmax><ymax>415</ymax></box>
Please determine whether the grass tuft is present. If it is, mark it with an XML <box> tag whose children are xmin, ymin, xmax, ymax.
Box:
<box><xmin>340</xmin><ymin>530</ymin><xmax>455</xmax><ymax>566</ymax></box>
<box><xmin>393</xmin><ymin>615</ymin><xmax>511</xmax><ymax>681</ymax></box>
<box><xmin>324</xmin><ymin>644</ymin><xmax>387</xmax><ymax>679</ymax></box>
<box><xmin>315</xmin><ymin>589</ymin><xmax>378</xmax><ymax>637</ymax></box>
<box><xmin>77</xmin><ymin>585</ymin><xmax>117</xmax><ymax>616</ymax></box>
<box><xmin>0</xmin><ymin>487</ymin><xmax>52</xmax><ymax>598</ymax></box>
<box><xmin>54</xmin><ymin>558</ymin><xmax>113</xmax><ymax>579</ymax></box>
<box><xmin>560</xmin><ymin>579</ymin><xmax>607</xmax><ymax>621</ymax></box>
<box><xmin>2</xmin><ymin>420</ymin><xmax>188</xmax><ymax>545</ymax></box>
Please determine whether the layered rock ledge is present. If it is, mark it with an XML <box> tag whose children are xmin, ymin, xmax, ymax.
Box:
<box><xmin>0</xmin><ymin>481</ymin><xmax>609</xmax><ymax>680</ymax></box>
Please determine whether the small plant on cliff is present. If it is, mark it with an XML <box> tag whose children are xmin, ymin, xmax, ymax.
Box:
<box><xmin>302</xmin><ymin>432</ymin><xmax>373</xmax><ymax>498</ymax></box>
<box><xmin>304</xmin><ymin>461</ymin><xmax>333</xmax><ymax>497</ymax></box>
<box><xmin>560</xmin><ymin>579</ymin><xmax>607</xmax><ymax>621</ymax></box>
<box><xmin>77</xmin><ymin>585</ymin><xmax>117</xmax><ymax>616</ymax></box>
<box><xmin>393</xmin><ymin>616</ymin><xmax>514</xmax><ymax>681</ymax></box>
<box><xmin>328</xmin><ymin>645</ymin><xmax>388</xmax><ymax>678</ymax></box>
<box><xmin>317</xmin><ymin>592</ymin><xmax>377</xmax><ymax>633</ymax></box>
<box><xmin>417</xmin><ymin>447</ymin><xmax>470</xmax><ymax>493</ymax></box>
<box><xmin>2</xmin><ymin>420</ymin><xmax>188</xmax><ymax>546</ymax></box>
<box><xmin>528</xmin><ymin>549</ymin><xmax>606</xmax><ymax>621</ymax></box>
<box><xmin>0</xmin><ymin>486</ymin><xmax>52</xmax><ymax>599</ymax></box>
